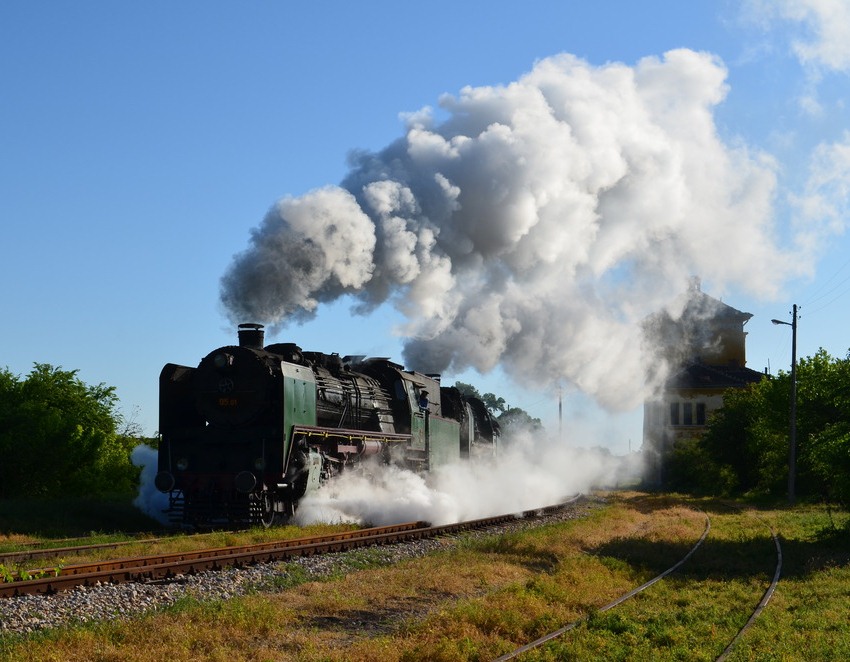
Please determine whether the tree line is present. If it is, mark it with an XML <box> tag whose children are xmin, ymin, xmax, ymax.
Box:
<box><xmin>0</xmin><ymin>366</ymin><xmax>547</xmax><ymax>500</ymax></box>
<box><xmin>4</xmin><ymin>352</ymin><xmax>848</xmax><ymax>505</ymax></box>
<box><xmin>667</xmin><ymin>348</ymin><xmax>850</xmax><ymax>505</ymax></box>
<box><xmin>453</xmin><ymin>381</ymin><xmax>543</xmax><ymax>433</ymax></box>
<box><xmin>0</xmin><ymin>364</ymin><xmax>143</xmax><ymax>498</ymax></box>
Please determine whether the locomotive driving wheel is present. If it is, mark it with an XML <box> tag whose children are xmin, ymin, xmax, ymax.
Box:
<box><xmin>260</xmin><ymin>490</ymin><xmax>276</xmax><ymax>528</ymax></box>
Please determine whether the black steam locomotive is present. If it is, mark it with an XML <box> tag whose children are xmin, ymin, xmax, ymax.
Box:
<box><xmin>155</xmin><ymin>324</ymin><xmax>499</xmax><ymax>528</ymax></box>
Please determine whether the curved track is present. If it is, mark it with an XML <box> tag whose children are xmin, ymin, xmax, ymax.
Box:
<box><xmin>715</xmin><ymin>511</ymin><xmax>783</xmax><ymax>662</ymax></box>
<box><xmin>494</xmin><ymin>506</ymin><xmax>783</xmax><ymax>662</ymax></box>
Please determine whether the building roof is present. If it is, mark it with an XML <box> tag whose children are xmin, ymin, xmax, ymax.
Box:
<box><xmin>667</xmin><ymin>361</ymin><xmax>766</xmax><ymax>390</ymax></box>
<box><xmin>679</xmin><ymin>287</ymin><xmax>752</xmax><ymax>324</ymax></box>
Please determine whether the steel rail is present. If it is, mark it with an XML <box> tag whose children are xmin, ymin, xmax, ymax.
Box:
<box><xmin>494</xmin><ymin>502</ymin><xmax>784</xmax><ymax>662</ymax></box>
<box><xmin>0</xmin><ymin>535</ymin><xmax>179</xmax><ymax>565</ymax></box>
<box><xmin>0</xmin><ymin>499</ymin><xmax>582</xmax><ymax>598</ymax></box>
<box><xmin>714</xmin><ymin>512</ymin><xmax>783</xmax><ymax>662</ymax></box>
<box><xmin>493</xmin><ymin>510</ymin><xmax>712</xmax><ymax>662</ymax></box>
<box><xmin>0</xmin><ymin>521</ymin><xmax>427</xmax><ymax>593</ymax></box>
<box><xmin>0</xmin><ymin>528</ymin><xmax>263</xmax><ymax>564</ymax></box>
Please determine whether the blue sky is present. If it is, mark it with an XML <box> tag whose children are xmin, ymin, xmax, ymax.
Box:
<box><xmin>2</xmin><ymin>1</ymin><xmax>849</xmax><ymax>453</ymax></box>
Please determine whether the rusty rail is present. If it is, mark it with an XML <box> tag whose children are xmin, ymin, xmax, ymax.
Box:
<box><xmin>0</xmin><ymin>500</ymin><xmax>581</xmax><ymax>598</ymax></box>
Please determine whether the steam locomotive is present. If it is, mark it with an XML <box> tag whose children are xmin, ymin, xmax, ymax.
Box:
<box><xmin>155</xmin><ymin>324</ymin><xmax>499</xmax><ymax>528</ymax></box>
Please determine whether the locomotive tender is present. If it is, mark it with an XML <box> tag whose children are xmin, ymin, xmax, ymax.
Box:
<box><xmin>155</xmin><ymin>324</ymin><xmax>499</xmax><ymax>528</ymax></box>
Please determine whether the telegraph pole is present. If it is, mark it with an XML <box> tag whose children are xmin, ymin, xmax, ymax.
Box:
<box><xmin>558</xmin><ymin>385</ymin><xmax>563</xmax><ymax>442</ymax></box>
<box><xmin>771</xmin><ymin>304</ymin><xmax>798</xmax><ymax>506</ymax></box>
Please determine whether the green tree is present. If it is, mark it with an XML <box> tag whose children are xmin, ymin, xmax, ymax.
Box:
<box><xmin>452</xmin><ymin>381</ymin><xmax>541</xmax><ymax>432</ymax></box>
<box><xmin>697</xmin><ymin>348</ymin><xmax>850</xmax><ymax>504</ymax></box>
<box><xmin>795</xmin><ymin>349</ymin><xmax>850</xmax><ymax>503</ymax></box>
<box><xmin>453</xmin><ymin>381</ymin><xmax>482</xmax><ymax>400</ymax></box>
<box><xmin>497</xmin><ymin>406</ymin><xmax>543</xmax><ymax>433</ymax></box>
<box><xmin>665</xmin><ymin>438</ymin><xmax>727</xmax><ymax>494</ymax></box>
<box><xmin>0</xmin><ymin>364</ymin><xmax>140</xmax><ymax>498</ymax></box>
<box><xmin>700</xmin><ymin>379</ymin><xmax>787</xmax><ymax>495</ymax></box>
<box><xmin>453</xmin><ymin>382</ymin><xmax>506</xmax><ymax>413</ymax></box>
<box><xmin>482</xmin><ymin>393</ymin><xmax>507</xmax><ymax>414</ymax></box>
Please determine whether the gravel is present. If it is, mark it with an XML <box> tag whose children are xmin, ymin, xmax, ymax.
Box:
<box><xmin>0</xmin><ymin>499</ymin><xmax>600</xmax><ymax>637</ymax></box>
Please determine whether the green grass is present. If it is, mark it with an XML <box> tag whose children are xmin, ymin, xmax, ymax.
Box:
<box><xmin>498</xmin><ymin>499</ymin><xmax>850</xmax><ymax>662</ymax></box>
<box><xmin>1</xmin><ymin>494</ymin><xmax>849</xmax><ymax>661</ymax></box>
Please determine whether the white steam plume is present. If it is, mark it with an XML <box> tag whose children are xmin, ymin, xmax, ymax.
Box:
<box><xmin>221</xmin><ymin>49</ymin><xmax>801</xmax><ymax>410</ymax></box>
<box><xmin>132</xmin><ymin>444</ymin><xmax>170</xmax><ymax>524</ymax></box>
<box><xmin>294</xmin><ymin>428</ymin><xmax>641</xmax><ymax>526</ymax></box>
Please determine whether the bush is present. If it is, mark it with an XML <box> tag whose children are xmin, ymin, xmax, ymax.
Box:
<box><xmin>665</xmin><ymin>438</ymin><xmax>732</xmax><ymax>495</ymax></box>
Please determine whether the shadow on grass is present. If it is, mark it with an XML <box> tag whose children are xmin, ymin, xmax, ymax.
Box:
<box><xmin>0</xmin><ymin>494</ymin><xmax>163</xmax><ymax>538</ymax></box>
<box><xmin>471</xmin><ymin>535</ymin><xmax>563</xmax><ymax>575</ymax></box>
<box><xmin>592</xmin><ymin>535</ymin><xmax>773</xmax><ymax>583</ymax></box>
<box><xmin>594</xmin><ymin>494</ymin><xmax>850</xmax><ymax>583</ymax></box>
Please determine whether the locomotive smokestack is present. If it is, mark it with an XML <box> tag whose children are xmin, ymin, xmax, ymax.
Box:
<box><xmin>238</xmin><ymin>323</ymin><xmax>265</xmax><ymax>349</ymax></box>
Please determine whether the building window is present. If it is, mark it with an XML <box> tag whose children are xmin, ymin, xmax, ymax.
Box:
<box><xmin>670</xmin><ymin>402</ymin><xmax>680</xmax><ymax>425</ymax></box>
<box><xmin>683</xmin><ymin>402</ymin><xmax>693</xmax><ymax>425</ymax></box>
<box><xmin>696</xmin><ymin>403</ymin><xmax>706</xmax><ymax>425</ymax></box>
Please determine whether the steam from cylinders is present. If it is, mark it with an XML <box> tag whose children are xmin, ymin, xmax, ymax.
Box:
<box><xmin>294</xmin><ymin>428</ymin><xmax>641</xmax><ymax>526</ymax></box>
<box><xmin>221</xmin><ymin>49</ymin><xmax>798</xmax><ymax>409</ymax></box>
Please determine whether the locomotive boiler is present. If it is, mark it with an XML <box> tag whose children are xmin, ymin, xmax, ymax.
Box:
<box><xmin>155</xmin><ymin>324</ymin><xmax>499</xmax><ymax>528</ymax></box>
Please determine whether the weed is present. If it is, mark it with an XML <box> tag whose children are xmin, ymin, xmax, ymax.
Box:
<box><xmin>269</xmin><ymin>562</ymin><xmax>311</xmax><ymax>590</ymax></box>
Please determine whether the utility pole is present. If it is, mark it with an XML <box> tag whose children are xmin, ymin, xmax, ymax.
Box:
<box><xmin>558</xmin><ymin>385</ymin><xmax>563</xmax><ymax>442</ymax></box>
<box><xmin>771</xmin><ymin>304</ymin><xmax>798</xmax><ymax>506</ymax></box>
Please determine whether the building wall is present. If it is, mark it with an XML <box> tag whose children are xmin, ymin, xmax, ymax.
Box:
<box><xmin>706</xmin><ymin>319</ymin><xmax>748</xmax><ymax>367</ymax></box>
<box><xmin>643</xmin><ymin>390</ymin><xmax>726</xmax><ymax>485</ymax></box>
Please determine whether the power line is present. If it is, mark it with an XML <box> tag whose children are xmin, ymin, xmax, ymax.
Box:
<box><xmin>801</xmin><ymin>256</ymin><xmax>850</xmax><ymax>316</ymax></box>
<box><xmin>802</xmin><ymin>275</ymin><xmax>850</xmax><ymax>317</ymax></box>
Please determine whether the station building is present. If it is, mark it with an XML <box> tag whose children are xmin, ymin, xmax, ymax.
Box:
<box><xmin>642</xmin><ymin>279</ymin><xmax>766</xmax><ymax>486</ymax></box>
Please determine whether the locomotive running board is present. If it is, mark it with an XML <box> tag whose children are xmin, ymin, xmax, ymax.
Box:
<box><xmin>290</xmin><ymin>425</ymin><xmax>412</xmax><ymax>447</ymax></box>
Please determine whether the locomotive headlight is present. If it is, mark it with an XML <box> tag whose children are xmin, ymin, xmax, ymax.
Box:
<box><xmin>254</xmin><ymin>457</ymin><xmax>266</xmax><ymax>471</ymax></box>
<box><xmin>176</xmin><ymin>457</ymin><xmax>189</xmax><ymax>471</ymax></box>
<box><xmin>213</xmin><ymin>352</ymin><xmax>234</xmax><ymax>371</ymax></box>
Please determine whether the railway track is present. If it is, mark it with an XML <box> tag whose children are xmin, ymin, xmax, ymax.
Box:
<box><xmin>0</xmin><ymin>533</ymin><xmax>180</xmax><ymax>565</ymax></box>
<box><xmin>494</xmin><ymin>504</ymin><xmax>783</xmax><ymax>662</ymax></box>
<box><xmin>0</xmin><ymin>525</ymin><xmax>283</xmax><ymax>566</ymax></box>
<box><xmin>0</xmin><ymin>503</ymin><xmax>575</xmax><ymax>598</ymax></box>
<box><xmin>0</xmin><ymin>495</ymin><xmax>790</xmax><ymax>659</ymax></box>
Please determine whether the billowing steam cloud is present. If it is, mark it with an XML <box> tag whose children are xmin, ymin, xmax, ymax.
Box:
<box><xmin>221</xmin><ymin>49</ymin><xmax>800</xmax><ymax>410</ymax></box>
<box><xmin>294</xmin><ymin>429</ymin><xmax>640</xmax><ymax>527</ymax></box>
<box><xmin>132</xmin><ymin>444</ymin><xmax>170</xmax><ymax>524</ymax></box>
